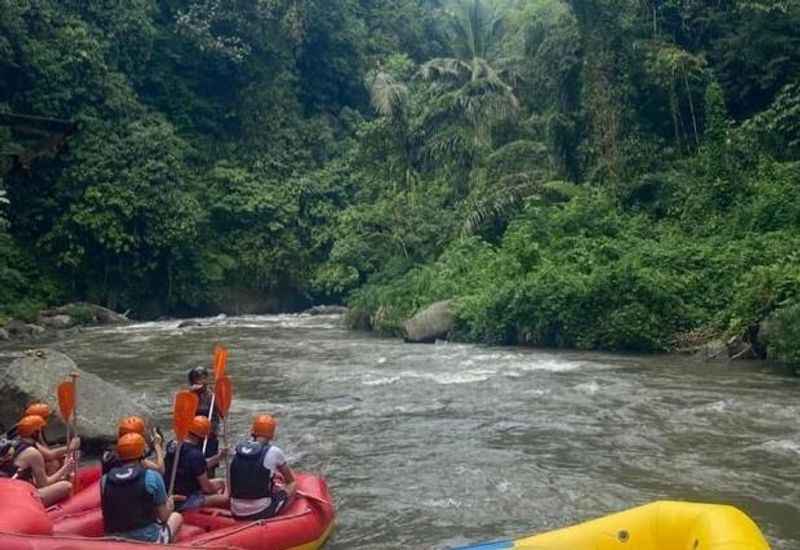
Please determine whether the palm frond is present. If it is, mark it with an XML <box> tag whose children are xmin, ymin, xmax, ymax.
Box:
<box><xmin>419</xmin><ymin>58</ymin><xmax>472</xmax><ymax>85</ymax></box>
<box><xmin>367</xmin><ymin>70</ymin><xmax>409</xmax><ymax>118</ymax></box>
<box><xmin>462</xmin><ymin>172</ymin><xmax>545</xmax><ymax>234</ymax></box>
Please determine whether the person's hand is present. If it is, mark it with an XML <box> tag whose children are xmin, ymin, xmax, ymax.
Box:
<box><xmin>218</xmin><ymin>446</ymin><xmax>229</xmax><ymax>457</ymax></box>
<box><xmin>166</xmin><ymin>496</ymin><xmax>175</xmax><ymax>512</ymax></box>
<box><xmin>67</xmin><ymin>436</ymin><xmax>81</xmax><ymax>452</ymax></box>
<box><xmin>152</xmin><ymin>428</ymin><xmax>163</xmax><ymax>447</ymax></box>
<box><xmin>190</xmin><ymin>384</ymin><xmax>205</xmax><ymax>392</ymax></box>
<box><xmin>173</xmin><ymin>494</ymin><xmax>187</xmax><ymax>502</ymax></box>
<box><xmin>62</xmin><ymin>456</ymin><xmax>75</xmax><ymax>479</ymax></box>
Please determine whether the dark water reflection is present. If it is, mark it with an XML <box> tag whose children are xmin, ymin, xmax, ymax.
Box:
<box><xmin>9</xmin><ymin>314</ymin><xmax>798</xmax><ymax>549</ymax></box>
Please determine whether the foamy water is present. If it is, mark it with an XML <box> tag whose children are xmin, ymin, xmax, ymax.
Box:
<box><xmin>10</xmin><ymin>313</ymin><xmax>797</xmax><ymax>550</ymax></box>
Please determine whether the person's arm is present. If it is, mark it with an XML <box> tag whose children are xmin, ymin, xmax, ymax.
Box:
<box><xmin>143</xmin><ymin>431</ymin><xmax>165</xmax><ymax>475</ymax></box>
<box><xmin>155</xmin><ymin>496</ymin><xmax>175</xmax><ymax>523</ymax></box>
<box><xmin>35</xmin><ymin>443</ymin><xmax>67</xmax><ymax>461</ymax></box>
<box><xmin>147</xmin><ymin>471</ymin><xmax>174</xmax><ymax>522</ymax></box>
<box><xmin>196</xmin><ymin>473</ymin><xmax>221</xmax><ymax>495</ymax></box>
<box><xmin>205</xmin><ymin>446</ymin><xmax>226</xmax><ymax>469</ymax></box>
<box><xmin>277</xmin><ymin>463</ymin><xmax>296</xmax><ymax>496</ymax></box>
<box><xmin>24</xmin><ymin>450</ymin><xmax>72</xmax><ymax>487</ymax></box>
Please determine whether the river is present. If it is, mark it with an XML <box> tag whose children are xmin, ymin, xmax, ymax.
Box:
<box><xmin>27</xmin><ymin>314</ymin><xmax>800</xmax><ymax>548</ymax></box>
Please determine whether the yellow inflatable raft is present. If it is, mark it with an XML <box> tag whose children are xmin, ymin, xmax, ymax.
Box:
<box><xmin>457</xmin><ymin>501</ymin><xmax>770</xmax><ymax>549</ymax></box>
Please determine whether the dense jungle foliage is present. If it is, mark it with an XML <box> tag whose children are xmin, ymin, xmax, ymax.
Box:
<box><xmin>1</xmin><ymin>0</ymin><xmax>799</xmax><ymax>360</ymax></box>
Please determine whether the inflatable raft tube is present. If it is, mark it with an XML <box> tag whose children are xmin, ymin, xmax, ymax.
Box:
<box><xmin>456</xmin><ymin>501</ymin><xmax>770</xmax><ymax>550</ymax></box>
<box><xmin>46</xmin><ymin>464</ymin><xmax>103</xmax><ymax>520</ymax></box>
<box><xmin>0</xmin><ymin>473</ymin><xmax>334</xmax><ymax>550</ymax></box>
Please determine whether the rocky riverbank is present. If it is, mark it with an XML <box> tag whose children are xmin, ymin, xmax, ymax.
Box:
<box><xmin>347</xmin><ymin>299</ymin><xmax>790</xmax><ymax>367</ymax></box>
<box><xmin>0</xmin><ymin>303</ymin><xmax>130</xmax><ymax>344</ymax></box>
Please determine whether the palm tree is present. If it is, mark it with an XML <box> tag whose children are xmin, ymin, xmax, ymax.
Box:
<box><xmin>419</xmin><ymin>0</ymin><xmax>520</xmax><ymax>149</ymax></box>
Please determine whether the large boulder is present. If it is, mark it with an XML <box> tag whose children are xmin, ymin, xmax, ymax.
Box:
<box><xmin>5</xmin><ymin>319</ymin><xmax>35</xmax><ymax>338</ymax></box>
<box><xmin>403</xmin><ymin>300</ymin><xmax>456</xmax><ymax>344</ymax></box>
<box><xmin>38</xmin><ymin>314</ymin><xmax>75</xmax><ymax>330</ymax></box>
<box><xmin>0</xmin><ymin>349</ymin><xmax>154</xmax><ymax>452</ymax></box>
<box><xmin>40</xmin><ymin>303</ymin><xmax>129</xmax><ymax>326</ymax></box>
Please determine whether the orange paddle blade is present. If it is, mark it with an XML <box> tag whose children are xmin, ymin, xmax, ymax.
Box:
<box><xmin>173</xmin><ymin>390</ymin><xmax>199</xmax><ymax>441</ymax></box>
<box><xmin>57</xmin><ymin>381</ymin><xmax>75</xmax><ymax>423</ymax></box>
<box><xmin>213</xmin><ymin>346</ymin><xmax>228</xmax><ymax>381</ymax></box>
<box><xmin>215</xmin><ymin>376</ymin><xmax>232</xmax><ymax>418</ymax></box>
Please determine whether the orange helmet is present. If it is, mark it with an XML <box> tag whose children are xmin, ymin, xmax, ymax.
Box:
<box><xmin>188</xmin><ymin>416</ymin><xmax>210</xmax><ymax>438</ymax></box>
<box><xmin>117</xmin><ymin>416</ymin><xmax>146</xmax><ymax>438</ymax></box>
<box><xmin>24</xmin><ymin>403</ymin><xmax>51</xmax><ymax>420</ymax></box>
<box><xmin>251</xmin><ymin>415</ymin><xmax>277</xmax><ymax>439</ymax></box>
<box><xmin>17</xmin><ymin>415</ymin><xmax>47</xmax><ymax>438</ymax></box>
<box><xmin>117</xmin><ymin>433</ymin><xmax>146</xmax><ymax>461</ymax></box>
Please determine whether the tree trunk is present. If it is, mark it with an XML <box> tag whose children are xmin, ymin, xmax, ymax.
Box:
<box><xmin>683</xmin><ymin>71</ymin><xmax>700</xmax><ymax>147</ymax></box>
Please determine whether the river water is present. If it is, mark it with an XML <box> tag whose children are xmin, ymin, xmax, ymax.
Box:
<box><xmin>26</xmin><ymin>314</ymin><xmax>800</xmax><ymax>548</ymax></box>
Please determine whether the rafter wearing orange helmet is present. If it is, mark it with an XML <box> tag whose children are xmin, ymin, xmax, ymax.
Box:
<box><xmin>12</xmin><ymin>415</ymin><xmax>77</xmax><ymax>507</ymax></box>
<box><xmin>163</xmin><ymin>415</ymin><xmax>228</xmax><ymax>512</ymax></box>
<box><xmin>101</xmin><ymin>432</ymin><xmax>184</xmax><ymax>542</ymax></box>
<box><xmin>102</xmin><ymin>416</ymin><xmax>165</xmax><ymax>476</ymax></box>
<box><xmin>24</xmin><ymin>403</ymin><xmax>51</xmax><ymax>421</ymax></box>
<box><xmin>228</xmin><ymin>414</ymin><xmax>296</xmax><ymax>521</ymax></box>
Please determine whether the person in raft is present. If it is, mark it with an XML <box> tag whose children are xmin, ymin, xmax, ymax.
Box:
<box><xmin>101</xmin><ymin>432</ymin><xmax>183</xmax><ymax>544</ymax></box>
<box><xmin>0</xmin><ymin>415</ymin><xmax>77</xmax><ymax>506</ymax></box>
<box><xmin>102</xmin><ymin>416</ymin><xmax>165</xmax><ymax>475</ymax></box>
<box><xmin>21</xmin><ymin>403</ymin><xmax>74</xmax><ymax>475</ymax></box>
<box><xmin>229</xmin><ymin>415</ymin><xmax>296</xmax><ymax>520</ymax></box>
<box><xmin>187</xmin><ymin>367</ymin><xmax>222</xmax><ymax>466</ymax></box>
<box><xmin>164</xmin><ymin>415</ymin><xmax>228</xmax><ymax>511</ymax></box>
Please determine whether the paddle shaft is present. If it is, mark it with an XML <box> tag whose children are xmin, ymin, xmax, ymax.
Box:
<box><xmin>168</xmin><ymin>441</ymin><xmax>183</xmax><ymax>497</ymax></box>
<box><xmin>222</xmin><ymin>418</ymin><xmax>230</xmax><ymax>494</ymax></box>
<box><xmin>69</xmin><ymin>373</ymin><xmax>79</xmax><ymax>489</ymax></box>
<box><xmin>202</xmin><ymin>391</ymin><xmax>216</xmax><ymax>454</ymax></box>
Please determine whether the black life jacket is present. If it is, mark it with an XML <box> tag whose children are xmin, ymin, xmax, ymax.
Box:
<box><xmin>230</xmin><ymin>441</ymin><xmax>272</xmax><ymax>500</ymax></box>
<box><xmin>0</xmin><ymin>455</ymin><xmax>17</xmax><ymax>478</ymax></box>
<box><xmin>101</xmin><ymin>465</ymin><xmax>157</xmax><ymax>534</ymax></box>
<box><xmin>164</xmin><ymin>441</ymin><xmax>202</xmax><ymax>496</ymax></box>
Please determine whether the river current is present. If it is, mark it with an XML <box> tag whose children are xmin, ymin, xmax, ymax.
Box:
<box><xmin>16</xmin><ymin>314</ymin><xmax>800</xmax><ymax>548</ymax></box>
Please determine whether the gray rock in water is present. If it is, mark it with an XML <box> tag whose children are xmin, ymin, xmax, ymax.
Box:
<box><xmin>5</xmin><ymin>320</ymin><xmax>34</xmax><ymax>338</ymax></box>
<box><xmin>0</xmin><ymin>329</ymin><xmax>8</xmax><ymax>341</ymax></box>
<box><xmin>26</xmin><ymin>324</ymin><xmax>46</xmax><ymax>335</ymax></box>
<box><xmin>0</xmin><ymin>349</ymin><xmax>154</xmax><ymax>451</ymax></box>
<box><xmin>39</xmin><ymin>314</ymin><xmax>75</xmax><ymax>329</ymax></box>
<box><xmin>41</xmin><ymin>303</ymin><xmax>129</xmax><ymax>326</ymax></box>
<box><xmin>306</xmin><ymin>305</ymin><xmax>349</xmax><ymax>316</ymax></box>
<box><xmin>178</xmin><ymin>320</ymin><xmax>202</xmax><ymax>329</ymax></box>
<box><xmin>403</xmin><ymin>300</ymin><xmax>456</xmax><ymax>344</ymax></box>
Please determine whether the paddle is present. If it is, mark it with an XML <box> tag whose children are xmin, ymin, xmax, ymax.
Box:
<box><xmin>69</xmin><ymin>372</ymin><xmax>80</xmax><ymax>492</ymax></box>
<box><xmin>202</xmin><ymin>345</ymin><xmax>228</xmax><ymax>454</ymax></box>
<box><xmin>57</xmin><ymin>379</ymin><xmax>76</xmax><ymax>491</ymax></box>
<box><xmin>57</xmin><ymin>380</ymin><xmax>75</xmax><ymax>444</ymax></box>
<box><xmin>214</xmin><ymin>375</ymin><xmax>232</xmax><ymax>490</ymax></box>
<box><xmin>168</xmin><ymin>390</ymin><xmax>200</xmax><ymax>497</ymax></box>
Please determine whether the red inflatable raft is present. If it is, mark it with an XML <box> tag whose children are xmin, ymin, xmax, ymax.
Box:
<box><xmin>1</xmin><ymin>470</ymin><xmax>335</xmax><ymax>550</ymax></box>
